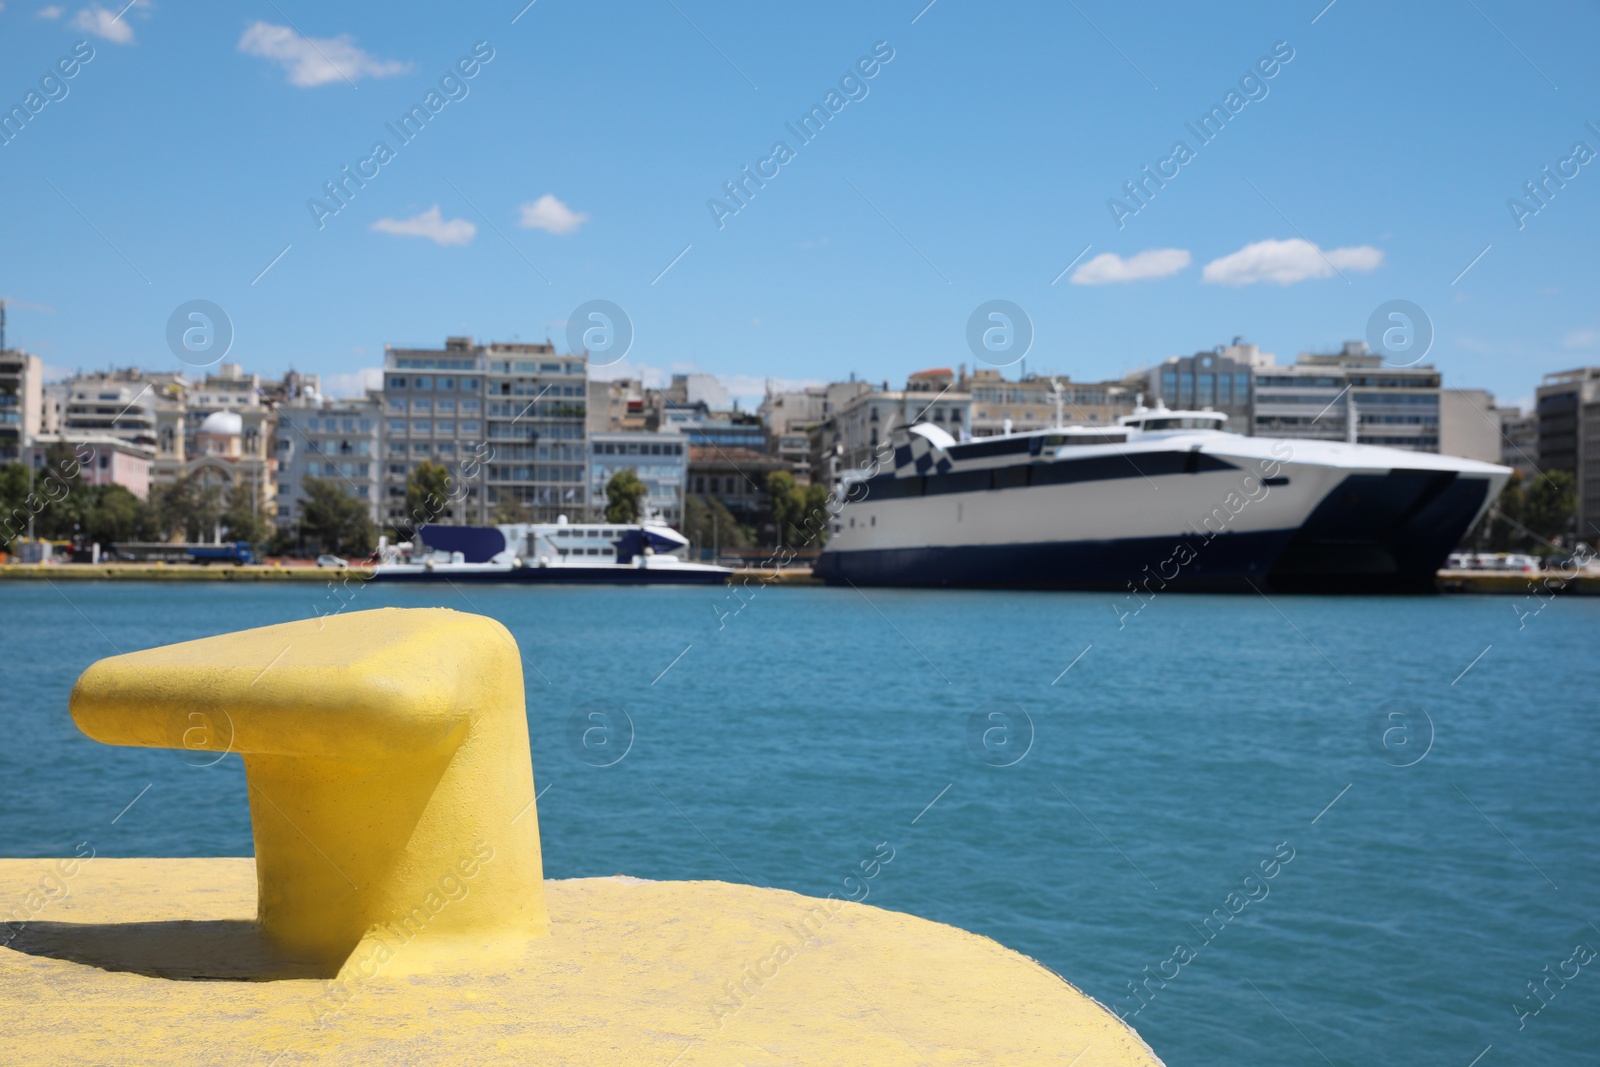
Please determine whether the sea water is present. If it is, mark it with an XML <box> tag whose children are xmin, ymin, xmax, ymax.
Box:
<box><xmin>2</xmin><ymin>580</ymin><xmax>1595</xmax><ymax>1064</ymax></box>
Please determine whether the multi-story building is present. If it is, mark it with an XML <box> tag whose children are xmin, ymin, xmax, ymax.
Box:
<box><xmin>662</xmin><ymin>373</ymin><xmax>730</xmax><ymax>411</ymax></box>
<box><xmin>1498</xmin><ymin>407</ymin><xmax>1540</xmax><ymax>480</ymax></box>
<box><xmin>57</xmin><ymin>364</ymin><xmax>284</xmax><ymax>517</ymax></box>
<box><xmin>1145</xmin><ymin>340</ymin><xmax>1272</xmax><ymax>430</ymax></box>
<box><xmin>823</xmin><ymin>369</ymin><xmax>973</xmax><ymax>480</ymax></box>
<box><xmin>1437</xmin><ymin>389</ymin><xmax>1507</xmax><ymax>464</ymax></box>
<box><xmin>380</xmin><ymin>338</ymin><xmax>487</xmax><ymax>525</ymax></box>
<box><xmin>759</xmin><ymin>381</ymin><xmax>872</xmax><ymax>483</ymax></box>
<box><xmin>964</xmin><ymin>368</ymin><xmax>1136</xmax><ymax>436</ymax></box>
<box><xmin>151</xmin><ymin>365</ymin><xmax>278</xmax><ymax>515</ymax></box>
<box><xmin>0</xmin><ymin>346</ymin><xmax>43</xmax><ymax>463</ymax></box>
<box><xmin>483</xmin><ymin>342</ymin><xmax>588</xmax><ymax>523</ymax></box>
<box><xmin>588</xmin><ymin>431</ymin><xmax>688</xmax><ymax>524</ymax></box>
<box><xmin>1536</xmin><ymin>367</ymin><xmax>1600</xmax><ymax>540</ymax></box>
<box><xmin>586</xmin><ymin>378</ymin><xmax>649</xmax><ymax>435</ymax></box>
<box><xmin>24</xmin><ymin>433</ymin><xmax>153</xmax><ymax>499</ymax></box>
<box><xmin>274</xmin><ymin>394</ymin><xmax>381</xmax><ymax>530</ymax></box>
<box><xmin>688</xmin><ymin>445</ymin><xmax>788</xmax><ymax>529</ymax></box>
<box><xmin>1252</xmin><ymin>342</ymin><xmax>1441</xmax><ymax>452</ymax></box>
<box><xmin>59</xmin><ymin>370</ymin><xmax>166</xmax><ymax>455</ymax></box>
<box><xmin>381</xmin><ymin>337</ymin><xmax>588</xmax><ymax>527</ymax></box>
<box><xmin>658</xmin><ymin>401</ymin><xmax>766</xmax><ymax>452</ymax></box>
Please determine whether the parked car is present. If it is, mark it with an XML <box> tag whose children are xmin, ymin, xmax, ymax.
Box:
<box><xmin>315</xmin><ymin>555</ymin><xmax>348</xmax><ymax>568</ymax></box>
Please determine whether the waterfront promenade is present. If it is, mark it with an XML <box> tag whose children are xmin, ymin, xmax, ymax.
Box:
<box><xmin>1</xmin><ymin>561</ymin><xmax>1595</xmax><ymax>594</ymax></box>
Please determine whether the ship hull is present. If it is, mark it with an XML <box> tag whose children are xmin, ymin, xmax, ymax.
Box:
<box><xmin>371</xmin><ymin>565</ymin><xmax>730</xmax><ymax>585</ymax></box>
<box><xmin>816</xmin><ymin>451</ymin><xmax>1502</xmax><ymax>594</ymax></box>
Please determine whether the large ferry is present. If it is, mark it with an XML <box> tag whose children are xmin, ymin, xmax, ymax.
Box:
<box><xmin>371</xmin><ymin>519</ymin><xmax>731</xmax><ymax>585</ymax></box>
<box><xmin>814</xmin><ymin>408</ymin><xmax>1511</xmax><ymax>593</ymax></box>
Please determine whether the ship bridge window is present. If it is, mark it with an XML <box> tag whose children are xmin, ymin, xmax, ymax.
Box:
<box><xmin>1136</xmin><ymin>416</ymin><xmax>1222</xmax><ymax>430</ymax></box>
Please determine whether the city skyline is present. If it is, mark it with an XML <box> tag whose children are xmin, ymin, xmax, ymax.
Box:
<box><xmin>2</xmin><ymin>1</ymin><xmax>1596</xmax><ymax>412</ymax></box>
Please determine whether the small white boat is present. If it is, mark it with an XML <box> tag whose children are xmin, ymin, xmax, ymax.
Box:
<box><xmin>372</xmin><ymin>518</ymin><xmax>731</xmax><ymax>585</ymax></box>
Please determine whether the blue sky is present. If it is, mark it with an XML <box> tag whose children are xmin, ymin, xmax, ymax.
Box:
<box><xmin>2</xmin><ymin>0</ymin><xmax>1596</xmax><ymax>409</ymax></box>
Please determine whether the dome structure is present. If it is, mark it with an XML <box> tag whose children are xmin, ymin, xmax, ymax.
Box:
<box><xmin>196</xmin><ymin>410</ymin><xmax>243</xmax><ymax>437</ymax></box>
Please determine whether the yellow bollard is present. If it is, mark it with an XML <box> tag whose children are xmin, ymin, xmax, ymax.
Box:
<box><xmin>69</xmin><ymin>607</ymin><xmax>546</xmax><ymax>974</ymax></box>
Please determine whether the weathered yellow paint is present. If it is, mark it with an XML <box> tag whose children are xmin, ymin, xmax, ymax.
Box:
<box><xmin>69</xmin><ymin>607</ymin><xmax>547</xmax><ymax>973</ymax></box>
<box><xmin>0</xmin><ymin>606</ymin><xmax>1166</xmax><ymax>1065</ymax></box>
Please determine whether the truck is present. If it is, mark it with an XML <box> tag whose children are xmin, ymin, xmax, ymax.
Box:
<box><xmin>110</xmin><ymin>542</ymin><xmax>255</xmax><ymax>565</ymax></box>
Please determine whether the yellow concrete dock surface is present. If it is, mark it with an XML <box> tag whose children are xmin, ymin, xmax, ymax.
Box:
<box><xmin>0</xmin><ymin>858</ymin><xmax>1162</xmax><ymax>1066</ymax></box>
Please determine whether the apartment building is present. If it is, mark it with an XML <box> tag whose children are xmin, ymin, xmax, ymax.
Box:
<box><xmin>1536</xmin><ymin>367</ymin><xmax>1600</xmax><ymax>539</ymax></box>
<box><xmin>964</xmin><ymin>368</ymin><xmax>1135</xmax><ymax>436</ymax></box>
<box><xmin>274</xmin><ymin>394</ymin><xmax>382</xmax><ymax>529</ymax></box>
<box><xmin>1144</xmin><ymin>340</ymin><xmax>1273</xmax><ymax>430</ymax></box>
<box><xmin>381</xmin><ymin>337</ymin><xmax>588</xmax><ymax>526</ymax></box>
<box><xmin>1253</xmin><ymin>342</ymin><xmax>1441</xmax><ymax>452</ymax></box>
<box><xmin>0</xmin><ymin>347</ymin><xmax>43</xmax><ymax>464</ymax></box>
<box><xmin>588</xmin><ymin>430</ymin><xmax>688</xmax><ymax>524</ymax></box>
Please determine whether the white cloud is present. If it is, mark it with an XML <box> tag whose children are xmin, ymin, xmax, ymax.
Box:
<box><xmin>323</xmin><ymin>368</ymin><xmax>383</xmax><ymax>398</ymax></box>
<box><xmin>370</xmin><ymin>205</ymin><xmax>476</xmax><ymax>246</ymax></box>
<box><xmin>72</xmin><ymin>2</ymin><xmax>140</xmax><ymax>44</ymax></box>
<box><xmin>238</xmin><ymin>21</ymin><xmax>409</xmax><ymax>88</ymax></box>
<box><xmin>1560</xmin><ymin>328</ymin><xmax>1599</xmax><ymax>350</ymax></box>
<box><xmin>38</xmin><ymin>5</ymin><xmax>64</xmax><ymax>18</ymax></box>
<box><xmin>1201</xmin><ymin>238</ymin><xmax>1383</xmax><ymax>286</ymax></box>
<box><xmin>1071</xmin><ymin>248</ymin><xmax>1191</xmax><ymax>285</ymax></box>
<box><xmin>518</xmin><ymin>194</ymin><xmax>588</xmax><ymax>235</ymax></box>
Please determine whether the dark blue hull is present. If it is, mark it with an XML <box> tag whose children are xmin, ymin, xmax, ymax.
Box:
<box><xmin>813</xmin><ymin>530</ymin><xmax>1295</xmax><ymax>593</ymax></box>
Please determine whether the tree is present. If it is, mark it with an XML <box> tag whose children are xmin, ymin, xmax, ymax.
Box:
<box><xmin>490</xmin><ymin>498</ymin><xmax>529</xmax><ymax>524</ymax></box>
<box><xmin>0</xmin><ymin>463</ymin><xmax>30</xmax><ymax>551</ymax></box>
<box><xmin>1478</xmin><ymin>470</ymin><xmax>1577</xmax><ymax>554</ymax></box>
<box><xmin>82</xmin><ymin>485</ymin><xmax>152</xmax><ymax>546</ymax></box>
<box><xmin>764</xmin><ymin>470</ymin><xmax>831</xmax><ymax>548</ymax></box>
<box><xmin>150</xmin><ymin>474</ymin><xmax>223</xmax><ymax>542</ymax></box>
<box><xmin>1522</xmin><ymin>469</ymin><xmax>1576</xmax><ymax>551</ymax></box>
<box><xmin>605</xmin><ymin>468</ymin><xmax>647</xmax><ymax>524</ymax></box>
<box><xmin>800</xmin><ymin>483</ymin><xmax>833</xmax><ymax>548</ymax></box>
<box><xmin>766</xmin><ymin>470</ymin><xmax>801</xmax><ymax>547</ymax></box>
<box><xmin>681</xmin><ymin>492</ymin><xmax>749</xmax><ymax>551</ymax></box>
<box><xmin>404</xmin><ymin>461</ymin><xmax>454</xmax><ymax>533</ymax></box>
<box><xmin>25</xmin><ymin>442</ymin><xmax>91</xmax><ymax>541</ymax></box>
<box><xmin>298</xmin><ymin>476</ymin><xmax>376</xmax><ymax>557</ymax></box>
<box><xmin>221</xmin><ymin>481</ymin><xmax>272</xmax><ymax>547</ymax></box>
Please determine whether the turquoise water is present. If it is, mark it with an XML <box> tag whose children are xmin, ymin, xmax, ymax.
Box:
<box><xmin>2</xmin><ymin>579</ymin><xmax>1596</xmax><ymax>1064</ymax></box>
